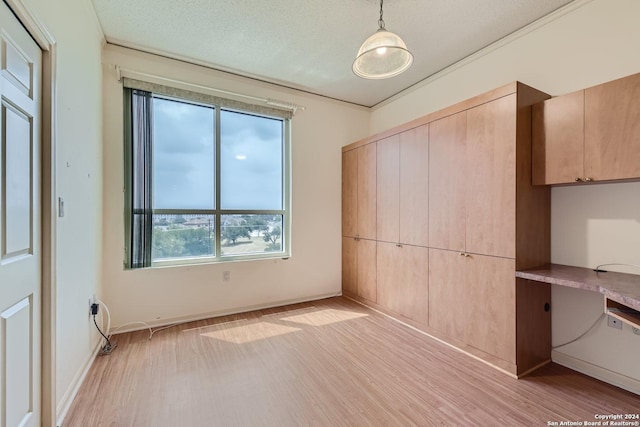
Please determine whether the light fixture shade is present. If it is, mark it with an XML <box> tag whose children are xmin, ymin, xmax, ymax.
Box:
<box><xmin>353</xmin><ymin>29</ymin><xmax>413</xmax><ymax>79</ymax></box>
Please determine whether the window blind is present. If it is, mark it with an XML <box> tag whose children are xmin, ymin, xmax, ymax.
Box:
<box><xmin>122</xmin><ymin>77</ymin><xmax>293</xmax><ymax>120</ymax></box>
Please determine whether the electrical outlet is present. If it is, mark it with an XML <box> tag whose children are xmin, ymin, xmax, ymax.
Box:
<box><xmin>633</xmin><ymin>327</ymin><xmax>640</xmax><ymax>336</ymax></box>
<box><xmin>223</xmin><ymin>271</ymin><xmax>230</xmax><ymax>282</ymax></box>
<box><xmin>607</xmin><ymin>315</ymin><xmax>623</xmax><ymax>330</ymax></box>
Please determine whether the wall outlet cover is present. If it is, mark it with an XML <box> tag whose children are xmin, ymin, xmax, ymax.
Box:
<box><xmin>607</xmin><ymin>315</ymin><xmax>623</xmax><ymax>330</ymax></box>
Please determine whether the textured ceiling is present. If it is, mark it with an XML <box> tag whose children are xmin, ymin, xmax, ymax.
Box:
<box><xmin>92</xmin><ymin>0</ymin><xmax>574</xmax><ymax>107</ymax></box>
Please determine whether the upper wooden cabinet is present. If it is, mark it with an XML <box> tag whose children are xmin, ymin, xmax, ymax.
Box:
<box><xmin>429</xmin><ymin>95</ymin><xmax>517</xmax><ymax>259</ymax></box>
<box><xmin>466</xmin><ymin>96</ymin><xmax>517</xmax><ymax>259</ymax></box>
<box><xmin>429</xmin><ymin>111</ymin><xmax>466</xmax><ymax>252</ymax></box>
<box><xmin>399</xmin><ymin>126</ymin><xmax>429</xmax><ymax>247</ymax></box>
<box><xmin>342</xmin><ymin>143</ymin><xmax>376</xmax><ymax>239</ymax></box>
<box><xmin>342</xmin><ymin>149</ymin><xmax>358</xmax><ymax>237</ymax></box>
<box><xmin>532</xmin><ymin>72</ymin><xmax>640</xmax><ymax>185</ymax></box>
<box><xmin>532</xmin><ymin>91</ymin><xmax>584</xmax><ymax>185</ymax></box>
<box><xmin>377</xmin><ymin>125</ymin><xmax>429</xmax><ymax>246</ymax></box>
<box><xmin>376</xmin><ymin>134</ymin><xmax>400</xmax><ymax>243</ymax></box>
<box><xmin>585</xmin><ymin>73</ymin><xmax>640</xmax><ymax>181</ymax></box>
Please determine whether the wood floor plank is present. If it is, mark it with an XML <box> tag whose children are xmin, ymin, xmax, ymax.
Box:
<box><xmin>63</xmin><ymin>297</ymin><xmax>640</xmax><ymax>426</ymax></box>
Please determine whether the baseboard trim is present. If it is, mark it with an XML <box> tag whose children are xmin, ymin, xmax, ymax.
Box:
<box><xmin>56</xmin><ymin>339</ymin><xmax>102</xmax><ymax>426</ymax></box>
<box><xmin>552</xmin><ymin>350</ymin><xmax>640</xmax><ymax>395</ymax></box>
<box><xmin>109</xmin><ymin>291</ymin><xmax>342</xmax><ymax>335</ymax></box>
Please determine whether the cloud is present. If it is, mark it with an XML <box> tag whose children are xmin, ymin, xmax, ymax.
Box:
<box><xmin>150</xmin><ymin>98</ymin><xmax>284</xmax><ymax>211</ymax></box>
<box><xmin>153</xmin><ymin>97</ymin><xmax>214</xmax><ymax>209</ymax></box>
<box><xmin>220</xmin><ymin>110</ymin><xmax>283</xmax><ymax>210</ymax></box>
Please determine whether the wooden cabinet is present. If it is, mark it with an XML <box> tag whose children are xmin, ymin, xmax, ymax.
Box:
<box><xmin>342</xmin><ymin>143</ymin><xmax>376</xmax><ymax>239</ymax></box>
<box><xmin>532</xmin><ymin>91</ymin><xmax>584</xmax><ymax>185</ymax></box>
<box><xmin>377</xmin><ymin>242</ymin><xmax>428</xmax><ymax>325</ymax></box>
<box><xmin>466</xmin><ymin>95</ymin><xmax>516</xmax><ymax>259</ymax></box>
<box><xmin>428</xmin><ymin>249</ymin><xmax>466</xmax><ymax>341</ymax></box>
<box><xmin>342</xmin><ymin>236</ymin><xmax>377</xmax><ymax>303</ymax></box>
<box><xmin>429</xmin><ymin>249</ymin><xmax>516</xmax><ymax>362</ymax></box>
<box><xmin>343</xmin><ymin>82</ymin><xmax>551</xmax><ymax>377</ymax></box>
<box><xmin>429</xmin><ymin>249</ymin><xmax>551</xmax><ymax>371</ymax></box>
<box><xmin>376</xmin><ymin>135</ymin><xmax>400</xmax><ymax>243</ymax></box>
<box><xmin>342</xmin><ymin>237</ymin><xmax>358</xmax><ymax>295</ymax></box>
<box><xmin>399</xmin><ymin>126</ymin><xmax>429</xmax><ymax>247</ymax></box>
<box><xmin>585</xmin><ymin>72</ymin><xmax>640</xmax><ymax>181</ymax></box>
<box><xmin>464</xmin><ymin>254</ymin><xmax>516</xmax><ymax>362</ymax></box>
<box><xmin>342</xmin><ymin>149</ymin><xmax>358</xmax><ymax>237</ymax></box>
<box><xmin>376</xmin><ymin>126</ymin><xmax>429</xmax><ymax>246</ymax></box>
<box><xmin>429</xmin><ymin>112</ymin><xmax>466</xmax><ymax>252</ymax></box>
<box><xmin>429</xmin><ymin>96</ymin><xmax>516</xmax><ymax>259</ymax></box>
<box><xmin>343</xmin><ymin>143</ymin><xmax>377</xmax><ymax>303</ymax></box>
<box><xmin>533</xmin><ymin>72</ymin><xmax>640</xmax><ymax>185</ymax></box>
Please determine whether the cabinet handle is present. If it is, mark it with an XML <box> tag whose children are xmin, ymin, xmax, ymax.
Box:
<box><xmin>459</xmin><ymin>252</ymin><xmax>470</xmax><ymax>257</ymax></box>
<box><xmin>396</xmin><ymin>244</ymin><xmax>402</xmax><ymax>248</ymax></box>
<box><xmin>574</xmin><ymin>177</ymin><xmax>583</xmax><ymax>182</ymax></box>
<box><xmin>585</xmin><ymin>177</ymin><xmax>593</xmax><ymax>182</ymax></box>
<box><xmin>464</xmin><ymin>253</ymin><xmax>471</xmax><ymax>258</ymax></box>
<box><xmin>459</xmin><ymin>252</ymin><xmax>465</xmax><ymax>256</ymax></box>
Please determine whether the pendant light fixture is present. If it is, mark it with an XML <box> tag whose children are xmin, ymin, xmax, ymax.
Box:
<box><xmin>353</xmin><ymin>0</ymin><xmax>413</xmax><ymax>79</ymax></box>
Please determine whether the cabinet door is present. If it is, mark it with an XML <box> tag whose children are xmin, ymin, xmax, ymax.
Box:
<box><xmin>357</xmin><ymin>144</ymin><xmax>377</xmax><ymax>240</ymax></box>
<box><xmin>376</xmin><ymin>135</ymin><xmax>400</xmax><ymax>243</ymax></box>
<box><xmin>465</xmin><ymin>254</ymin><xmax>516</xmax><ymax>363</ymax></box>
<box><xmin>342</xmin><ymin>150</ymin><xmax>358</xmax><ymax>237</ymax></box>
<box><xmin>428</xmin><ymin>112</ymin><xmax>466</xmax><ymax>252</ymax></box>
<box><xmin>342</xmin><ymin>237</ymin><xmax>357</xmax><ymax>295</ymax></box>
<box><xmin>399</xmin><ymin>125</ymin><xmax>429</xmax><ymax>247</ymax></box>
<box><xmin>357</xmin><ymin>239</ymin><xmax>377</xmax><ymax>302</ymax></box>
<box><xmin>466</xmin><ymin>95</ymin><xmax>516</xmax><ymax>259</ymax></box>
<box><xmin>377</xmin><ymin>242</ymin><xmax>429</xmax><ymax>325</ymax></box>
<box><xmin>532</xmin><ymin>91</ymin><xmax>584</xmax><ymax>185</ymax></box>
<box><xmin>585</xmin><ymin>73</ymin><xmax>640</xmax><ymax>181</ymax></box>
<box><xmin>428</xmin><ymin>248</ymin><xmax>467</xmax><ymax>342</ymax></box>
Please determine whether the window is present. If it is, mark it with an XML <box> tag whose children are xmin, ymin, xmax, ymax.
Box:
<box><xmin>123</xmin><ymin>79</ymin><xmax>291</xmax><ymax>268</ymax></box>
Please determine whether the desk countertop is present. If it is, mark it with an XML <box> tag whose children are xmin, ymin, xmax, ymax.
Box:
<box><xmin>516</xmin><ymin>264</ymin><xmax>640</xmax><ymax>312</ymax></box>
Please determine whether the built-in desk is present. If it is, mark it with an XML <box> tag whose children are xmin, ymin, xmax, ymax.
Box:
<box><xmin>516</xmin><ymin>264</ymin><xmax>640</xmax><ymax>329</ymax></box>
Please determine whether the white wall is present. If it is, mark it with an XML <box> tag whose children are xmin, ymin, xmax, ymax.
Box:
<box><xmin>101</xmin><ymin>45</ymin><xmax>370</xmax><ymax>329</ymax></box>
<box><xmin>370</xmin><ymin>0</ymin><xmax>640</xmax><ymax>390</ymax></box>
<box><xmin>20</xmin><ymin>0</ymin><xmax>105</xmax><ymax>417</ymax></box>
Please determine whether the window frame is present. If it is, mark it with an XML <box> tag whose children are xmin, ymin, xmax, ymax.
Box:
<box><xmin>123</xmin><ymin>83</ymin><xmax>291</xmax><ymax>269</ymax></box>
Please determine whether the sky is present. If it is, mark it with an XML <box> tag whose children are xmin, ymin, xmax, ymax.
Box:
<box><xmin>152</xmin><ymin>97</ymin><xmax>283</xmax><ymax>211</ymax></box>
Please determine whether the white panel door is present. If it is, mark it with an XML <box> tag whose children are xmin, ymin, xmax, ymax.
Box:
<box><xmin>0</xmin><ymin>2</ymin><xmax>42</xmax><ymax>426</ymax></box>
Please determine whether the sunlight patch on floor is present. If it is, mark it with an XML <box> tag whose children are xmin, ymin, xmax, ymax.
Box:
<box><xmin>280</xmin><ymin>309</ymin><xmax>368</xmax><ymax>326</ymax></box>
<box><xmin>202</xmin><ymin>322</ymin><xmax>301</xmax><ymax>344</ymax></box>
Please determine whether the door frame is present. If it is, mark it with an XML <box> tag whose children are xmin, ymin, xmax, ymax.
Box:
<box><xmin>3</xmin><ymin>1</ymin><xmax>57</xmax><ymax>426</ymax></box>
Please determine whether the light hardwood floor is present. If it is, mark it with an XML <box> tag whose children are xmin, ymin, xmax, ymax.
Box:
<box><xmin>64</xmin><ymin>297</ymin><xmax>640</xmax><ymax>426</ymax></box>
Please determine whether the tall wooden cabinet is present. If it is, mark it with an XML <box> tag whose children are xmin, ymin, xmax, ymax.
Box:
<box><xmin>343</xmin><ymin>82</ymin><xmax>552</xmax><ymax>377</ymax></box>
<box><xmin>342</xmin><ymin>142</ymin><xmax>378</xmax><ymax>302</ymax></box>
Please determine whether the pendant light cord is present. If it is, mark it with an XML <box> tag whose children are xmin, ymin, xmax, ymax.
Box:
<box><xmin>378</xmin><ymin>0</ymin><xmax>385</xmax><ymax>29</ymax></box>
